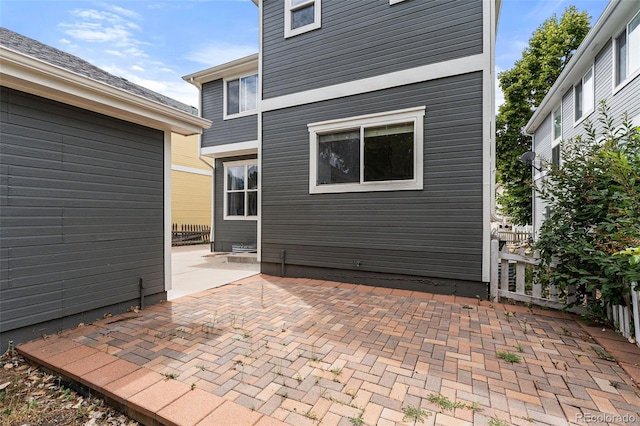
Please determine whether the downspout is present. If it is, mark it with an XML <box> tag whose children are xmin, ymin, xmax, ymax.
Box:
<box><xmin>522</xmin><ymin>128</ymin><xmax>537</xmax><ymax>233</ymax></box>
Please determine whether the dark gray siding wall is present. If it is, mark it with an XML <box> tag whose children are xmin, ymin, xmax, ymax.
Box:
<box><xmin>262</xmin><ymin>0</ymin><xmax>483</xmax><ymax>99</ymax></box>
<box><xmin>0</xmin><ymin>87</ymin><xmax>165</xmax><ymax>345</ymax></box>
<box><xmin>261</xmin><ymin>72</ymin><xmax>484</xmax><ymax>290</ymax></box>
<box><xmin>213</xmin><ymin>155</ymin><xmax>258</xmax><ymax>251</ymax></box>
<box><xmin>201</xmin><ymin>80</ymin><xmax>258</xmax><ymax>148</ymax></box>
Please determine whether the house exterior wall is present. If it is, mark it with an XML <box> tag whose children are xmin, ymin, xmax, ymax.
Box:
<box><xmin>260</xmin><ymin>73</ymin><xmax>486</xmax><ymax>294</ymax></box>
<box><xmin>171</xmin><ymin>133</ymin><xmax>212</xmax><ymax>227</ymax></box>
<box><xmin>256</xmin><ymin>0</ymin><xmax>494</xmax><ymax>294</ymax></box>
<box><xmin>213</xmin><ymin>155</ymin><xmax>258</xmax><ymax>252</ymax></box>
<box><xmin>0</xmin><ymin>87</ymin><xmax>166</xmax><ymax>347</ymax></box>
<box><xmin>201</xmin><ymin>79</ymin><xmax>258</xmax><ymax>148</ymax></box>
<box><xmin>531</xmin><ymin>12</ymin><xmax>640</xmax><ymax>234</ymax></box>
<box><xmin>261</xmin><ymin>0</ymin><xmax>483</xmax><ymax>99</ymax></box>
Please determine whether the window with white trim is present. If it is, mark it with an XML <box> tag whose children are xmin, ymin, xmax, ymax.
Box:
<box><xmin>309</xmin><ymin>107</ymin><xmax>425</xmax><ymax>194</ymax></box>
<box><xmin>552</xmin><ymin>105</ymin><xmax>562</xmax><ymax>167</ymax></box>
<box><xmin>224</xmin><ymin>74</ymin><xmax>258</xmax><ymax>119</ymax></box>
<box><xmin>224</xmin><ymin>160</ymin><xmax>258</xmax><ymax>220</ymax></box>
<box><xmin>574</xmin><ymin>66</ymin><xmax>594</xmax><ymax>123</ymax></box>
<box><xmin>284</xmin><ymin>0</ymin><xmax>321</xmax><ymax>38</ymax></box>
<box><xmin>614</xmin><ymin>11</ymin><xmax>640</xmax><ymax>87</ymax></box>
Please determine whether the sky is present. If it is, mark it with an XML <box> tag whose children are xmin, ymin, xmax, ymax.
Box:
<box><xmin>0</xmin><ymin>0</ymin><xmax>610</xmax><ymax>109</ymax></box>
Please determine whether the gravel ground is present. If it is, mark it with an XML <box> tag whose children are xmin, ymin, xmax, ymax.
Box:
<box><xmin>0</xmin><ymin>350</ymin><xmax>138</xmax><ymax>426</ymax></box>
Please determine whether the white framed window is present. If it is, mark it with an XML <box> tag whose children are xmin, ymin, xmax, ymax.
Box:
<box><xmin>614</xmin><ymin>11</ymin><xmax>640</xmax><ymax>89</ymax></box>
<box><xmin>223</xmin><ymin>160</ymin><xmax>258</xmax><ymax>220</ymax></box>
<box><xmin>224</xmin><ymin>73</ymin><xmax>258</xmax><ymax>119</ymax></box>
<box><xmin>551</xmin><ymin>105</ymin><xmax>562</xmax><ymax>167</ymax></box>
<box><xmin>284</xmin><ymin>0</ymin><xmax>321</xmax><ymax>38</ymax></box>
<box><xmin>308</xmin><ymin>106</ymin><xmax>425</xmax><ymax>194</ymax></box>
<box><xmin>574</xmin><ymin>66</ymin><xmax>594</xmax><ymax>124</ymax></box>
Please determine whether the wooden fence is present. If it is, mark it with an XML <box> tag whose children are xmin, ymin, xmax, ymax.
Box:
<box><xmin>496</xmin><ymin>230</ymin><xmax>532</xmax><ymax>247</ymax></box>
<box><xmin>172</xmin><ymin>224</ymin><xmax>210</xmax><ymax>246</ymax></box>
<box><xmin>490</xmin><ymin>239</ymin><xmax>640</xmax><ymax>347</ymax></box>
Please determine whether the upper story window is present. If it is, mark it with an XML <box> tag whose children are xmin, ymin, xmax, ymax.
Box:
<box><xmin>309</xmin><ymin>107</ymin><xmax>425</xmax><ymax>194</ymax></box>
<box><xmin>284</xmin><ymin>0</ymin><xmax>321</xmax><ymax>38</ymax></box>
<box><xmin>574</xmin><ymin>66</ymin><xmax>594</xmax><ymax>124</ymax></box>
<box><xmin>224</xmin><ymin>74</ymin><xmax>258</xmax><ymax>119</ymax></box>
<box><xmin>552</xmin><ymin>105</ymin><xmax>562</xmax><ymax>167</ymax></box>
<box><xmin>224</xmin><ymin>160</ymin><xmax>258</xmax><ymax>220</ymax></box>
<box><xmin>552</xmin><ymin>105</ymin><xmax>562</xmax><ymax>142</ymax></box>
<box><xmin>614</xmin><ymin>11</ymin><xmax>640</xmax><ymax>88</ymax></box>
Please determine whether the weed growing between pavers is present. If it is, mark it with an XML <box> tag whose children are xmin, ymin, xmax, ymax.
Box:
<box><xmin>496</xmin><ymin>351</ymin><xmax>522</xmax><ymax>363</ymax></box>
<box><xmin>488</xmin><ymin>415</ymin><xmax>511</xmax><ymax>426</ymax></box>
<box><xmin>401</xmin><ymin>405</ymin><xmax>432</xmax><ymax>424</ymax></box>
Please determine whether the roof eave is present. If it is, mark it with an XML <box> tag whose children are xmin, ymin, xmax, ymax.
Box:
<box><xmin>525</xmin><ymin>0</ymin><xmax>633</xmax><ymax>134</ymax></box>
<box><xmin>182</xmin><ymin>53</ymin><xmax>259</xmax><ymax>88</ymax></box>
<box><xmin>0</xmin><ymin>46</ymin><xmax>211</xmax><ymax>135</ymax></box>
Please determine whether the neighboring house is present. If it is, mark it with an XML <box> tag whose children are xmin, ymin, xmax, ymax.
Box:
<box><xmin>0</xmin><ymin>27</ymin><xmax>210</xmax><ymax>347</ymax></box>
<box><xmin>185</xmin><ymin>0</ymin><xmax>499</xmax><ymax>296</ymax></box>
<box><xmin>171</xmin><ymin>133</ymin><xmax>212</xmax><ymax>228</ymax></box>
<box><xmin>184</xmin><ymin>54</ymin><xmax>259</xmax><ymax>252</ymax></box>
<box><xmin>525</xmin><ymin>0</ymin><xmax>640</xmax><ymax>235</ymax></box>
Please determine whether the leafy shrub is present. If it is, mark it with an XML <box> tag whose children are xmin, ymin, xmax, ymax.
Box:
<box><xmin>535</xmin><ymin>102</ymin><xmax>640</xmax><ymax>321</ymax></box>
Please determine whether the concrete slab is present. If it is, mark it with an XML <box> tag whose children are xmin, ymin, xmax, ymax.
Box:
<box><xmin>168</xmin><ymin>245</ymin><xmax>259</xmax><ymax>300</ymax></box>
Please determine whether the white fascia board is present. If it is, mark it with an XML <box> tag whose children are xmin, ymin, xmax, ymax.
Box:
<box><xmin>261</xmin><ymin>54</ymin><xmax>485</xmax><ymax>112</ymax></box>
<box><xmin>1</xmin><ymin>47</ymin><xmax>211</xmax><ymax>136</ymax></box>
<box><xmin>201</xmin><ymin>140</ymin><xmax>258</xmax><ymax>159</ymax></box>
<box><xmin>525</xmin><ymin>0</ymin><xmax>636</xmax><ymax>134</ymax></box>
<box><xmin>183</xmin><ymin>54</ymin><xmax>259</xmax><ymax>88</ymax></box>
<box><xmin>482</xmin><ymin>0</ymin><xmax>497</xmax><ymax>283</ymax></box>
<box><xmin>164</xmin><ymin>132</ymin><xmax>173</xmax><ymax>291</ymax></box>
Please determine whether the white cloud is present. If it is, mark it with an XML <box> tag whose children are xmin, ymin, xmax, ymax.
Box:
<box><xmin>186</xmin><ymin>42</ymin><xmax>257</xmax><ymax>67</ymax></box>
<box><xmin>105</xmin><ymin>5</ymin><xmax>141</xmax><ymax>19</ymax></box>
<box><xmin>101</xmin><ymin>64</ymin><xmax>198</xmax><ymax>107</ymax></box>
<box><xmin>57</xmin><ymin>3</ymin><xmax>200</xmax><ymax>108</ymax></box>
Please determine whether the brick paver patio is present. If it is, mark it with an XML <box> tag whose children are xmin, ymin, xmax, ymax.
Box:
<box><xmin>19</xmin><ymin>275</ymin><xmax>640</xmax><ymax>425</ymax></box>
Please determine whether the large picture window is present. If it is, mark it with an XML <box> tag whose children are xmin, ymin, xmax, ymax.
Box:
<box><xmin>224</xmin><ymin>160</ymin><xmax>258</xmax><ymax>220</ymax></box>
<box><xmin>284</xmin><ymin>0</ymin><xmax>321</xmax><ymax>38</ymax></box>
<box><xmin>615</xmin><ymin>11</ymin><xmax>640</xmax><ymax>88</ymax></box>
<box><xmin>574</xmin><ymin>66</ymin><xmax>594</xmax><ymax>123</ymax></box>
<box><xmin>225</xmin><ymin>74</ymin><xmax>258</xmax><ymax>119</ymax></box>
<box><xmin>309</xmin><ymin>107</ymin><xmax>425</xmax><ymax>194</ymax></box>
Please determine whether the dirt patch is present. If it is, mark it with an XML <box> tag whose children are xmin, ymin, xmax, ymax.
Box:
<box><xmin>0</xmin><ymin>351</ymin><xmax>138</xmax><ymax>426</ymax></box>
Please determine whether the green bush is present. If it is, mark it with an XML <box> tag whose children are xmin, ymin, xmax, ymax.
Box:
<box><xmin>535</xmin><ymin>102</ymin><xmax>640</xmax><ymax>321</ymax></box>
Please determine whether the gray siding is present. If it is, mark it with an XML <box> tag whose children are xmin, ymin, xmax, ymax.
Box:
<box><xmin>262</xmin><ymin>0</ymin><xmax>483</xmax><ymax>99</ymax></box>
<box><xmin>564</xmin><ymin>41</ymin><xmax>640</xmax><ymax>142</ymax></box>
<box><xmin>533</xmin><ymin>37</ymin><xmax>640</xmax><ymax>233</ymax></box>
<box><xmin>201</xmin><ymin>80</ymin><xmax>258</xmax><ymax>148</ymax></box>
<box><xmin>0</xmin><ymin>87</ymin><xmax>165</xmax><ymax>343</ymax></box>
<box><xmin>261</xmin><ymin>72</ymin><xmax>484</xmax><ymax>285</ymax></box>
<box><xmin>213</xmin><ymin>155</ymin><xmax>258</xmax><ymax>251</ymax></box>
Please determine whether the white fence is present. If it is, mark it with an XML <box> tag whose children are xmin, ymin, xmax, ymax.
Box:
<box><xmin>490</xmin><ymin>239</ymin><xmax>640</xmax><ymax>347</ymax></box>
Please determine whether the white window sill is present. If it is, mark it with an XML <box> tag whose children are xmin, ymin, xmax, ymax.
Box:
<box><xmin>223</xmin><ymin>109</ymin><xmax>258</xmax><ymax>121</ymax></box>
<box><xmin>223</xmin><ymin>216</ymin><xmax>258</xmax><ymax>221</ymax></box>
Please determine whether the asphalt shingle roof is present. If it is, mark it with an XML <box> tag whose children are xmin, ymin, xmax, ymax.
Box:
<box><xmin>0</xmin><ymin>27</ymin><xmax>198</xmax><ymax>116</ymax></box>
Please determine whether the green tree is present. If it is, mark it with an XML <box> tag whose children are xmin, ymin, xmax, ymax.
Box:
<box><xmin>496</xmin><ymin>6</ymin><xmax>591</xmax><ymax>224</ymax></box>
<box><xmin>536</xmin><ymin>104</ymin><xmax>640</xmax><ymax>321</ymax></box>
